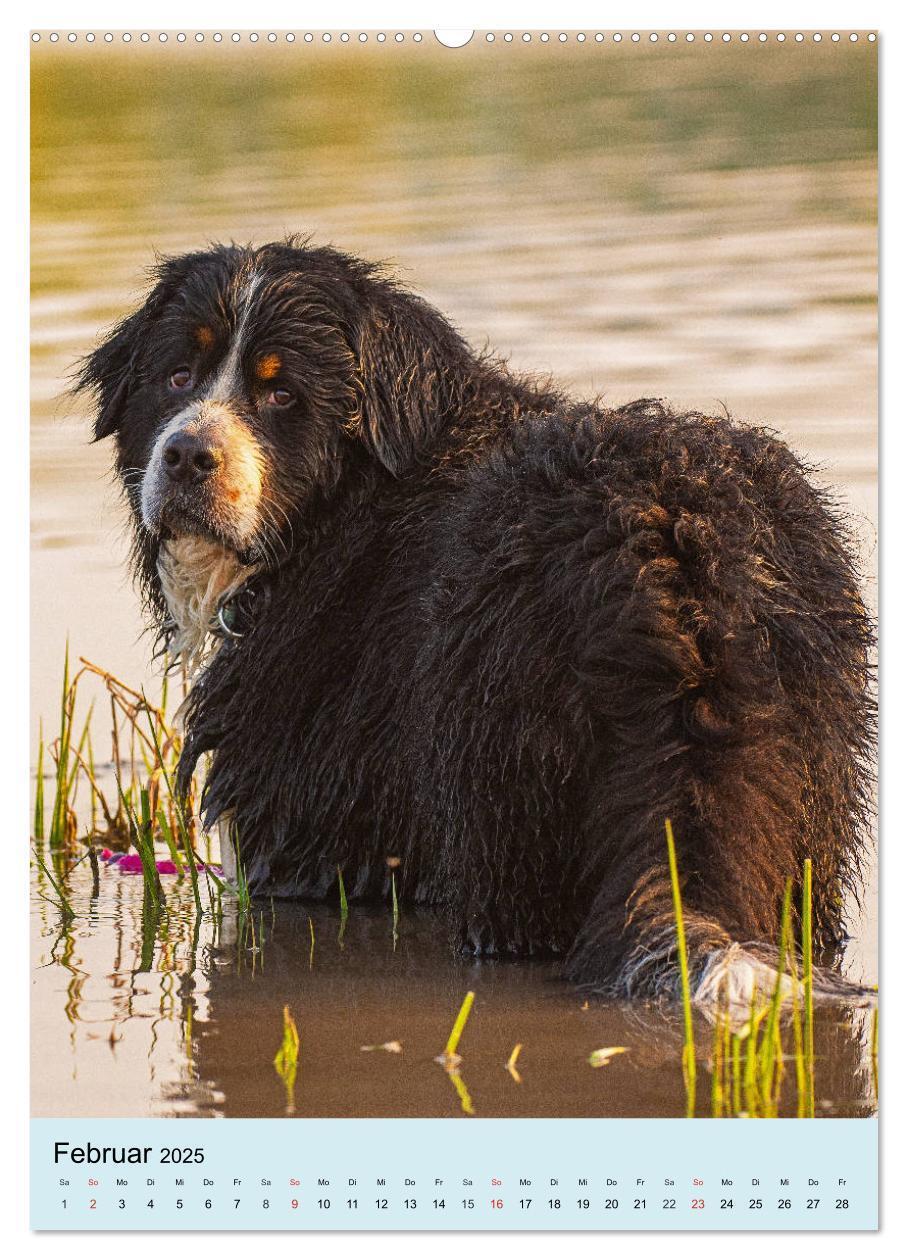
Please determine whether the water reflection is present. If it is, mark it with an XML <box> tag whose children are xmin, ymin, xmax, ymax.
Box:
<box><xmin>31</xmin><ymin>861</ymin><xmax>876</xmax><ymax>1120</ymax></box>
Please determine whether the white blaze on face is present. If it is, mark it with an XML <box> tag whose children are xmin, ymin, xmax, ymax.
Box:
<box><xmin>142</xmin><ymin>270</ymin><xmax>267</xmax><ymax>532</ymax></box>
<box><xmin>142</xmin><ymin>270</ymin><xmax>266</xmax><ymax>667</ymax></box>
<box><xmin>207</xmin><ymin>271</ymin><xmax>264</xmax><ymax>402</ymax></box>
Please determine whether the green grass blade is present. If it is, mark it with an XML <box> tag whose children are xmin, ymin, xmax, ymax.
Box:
<box><xmin>157</xmin><ymin>807</ymin><xmax>185</xmax><ymax>873</ymax></box>
<box><xmin>758</xmin><ymin>878</ymin><xmax>793</xmax><ymax>1111</ymax></box>
<box><xmin>144</xmin><ymin>707</ymin><xmax>203</xmax><ymax>913</ymax></box>
<box><xmin>871</xmin><ymin>1006</ymin><xmax>879</xmax><ymax>1103</ymax></box>
<box><xmin>337</xmin><ymin>866</ymin><xmax>348</xmax><ymax>945</ymax></box>
<box><xmin>801</xmin><ymin>858</ymin><xmax>815</xmax><ymax>1117</ymax></box>
<box><xmin>711</xmin><ymin>1009</ymin><xmax>725</xmax><ymax>1117</ymax></box>
<box><xmin>445</xmin><ymin>990</ymin><xmax>475</xmax><ymax>1059</ymax></box>
<box><xmin>34</xmin><ymin>723</ymin><xmax>45</xmax><ymax>842</ymax></box>
<box><xmin>49</xmin><ymin>641</ymin><xmax>73</xmax><ymax>848</ymax></box>
<box><xmin>665</xmin><ymin>818</ymin><xmax>696</xmax><ymax>1116</ymax></box>
<box><xmin>231</xmin><ymin>824</ymin><xmax>251</xmax><ymax>913</ymax></box>
<box><xmin>66</xmin><ymin>700</ymin><xmax>94</xmax><ymax>801</ymax></box>
<box><xmin>136</xmin><ymin>786</ymin><xmax>165</xmax><ymax>910</ymax></box>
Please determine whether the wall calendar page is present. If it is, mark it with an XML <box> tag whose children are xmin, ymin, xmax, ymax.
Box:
<box><xmin>28</xmin><ymin>21</ymin><xmax>879</xmax><ymax>1237</ymax></box>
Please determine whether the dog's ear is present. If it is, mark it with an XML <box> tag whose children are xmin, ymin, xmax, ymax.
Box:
<box><xmin>78</xmin><ymin>307</ymin><xmax>148</xmax><ymax>441</ymax></box>
<box><xmin>351</xmin><ymin>293</ymin><xmax>471</xmax><ymax>476</ymax></box>
<box><xmin>76</xmin><ymin>256</ymin><xmax>188</xmax><ymax>441</ymax></box>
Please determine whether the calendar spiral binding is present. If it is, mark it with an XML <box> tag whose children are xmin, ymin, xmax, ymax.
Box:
<box><xmin>30</xmin><ymin>30</ymin><xmax>878</xmax><ymax>47</ymax></box>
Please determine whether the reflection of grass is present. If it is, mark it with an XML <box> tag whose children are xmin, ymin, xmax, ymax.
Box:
<box><xmin>507</xmin><ymin>1043</ymin><xmax>523</xmax><ymax>1083</ymax></box>
<box><xmin>31</xmin><ymin>847</ymin><xmax>75</xmax><ymax>922</ymax></box>
<box><xmin>446</xmin><ymin>1068</ymin><xmax>475</xmax><ymax>1117</ymax></box>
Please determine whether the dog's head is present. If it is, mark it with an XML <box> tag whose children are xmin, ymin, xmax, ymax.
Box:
<box><xmin>78</xmin><ymin>240</ymin><xmax>474</xmax><ymax>572</ymax></box>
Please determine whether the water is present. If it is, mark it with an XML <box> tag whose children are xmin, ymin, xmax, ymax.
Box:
<box><xmin>31</xmin><ymin>860</ymin><xmax>875</xmax><ymax>1120</ymax></box>
<box><xmin>31</xmin><ymin>39</ymin><xmax>877</xmax><ymax>1118</ymax></box>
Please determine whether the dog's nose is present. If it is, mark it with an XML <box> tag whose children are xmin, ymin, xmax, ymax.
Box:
<box><xmin>162</xmin><ymin>432</ymin><xmax>221</xmax><ymax>484</ymax></box>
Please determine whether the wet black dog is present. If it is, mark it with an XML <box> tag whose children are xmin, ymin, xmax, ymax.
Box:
<box><xmin>79</xmin><ymin>239</ymin><xmax>874</xmax><ymax>1002</ymax></box>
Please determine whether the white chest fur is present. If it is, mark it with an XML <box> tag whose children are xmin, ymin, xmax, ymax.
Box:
<box><xmin>158</xmin><ymin>536</ymin><xmax>256</xmax><ymax>670</ymax></box>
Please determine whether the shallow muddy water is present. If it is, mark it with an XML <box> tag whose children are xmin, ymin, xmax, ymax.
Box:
<box><xmin>31</xmin><ymin>857</ymin><xmax>876</xmax><ymax>1119</ymax></box>
<box><xmin>31</xmin><ymin>38</ymin><xmax>877</xmax><ymax>1118</ymax></box>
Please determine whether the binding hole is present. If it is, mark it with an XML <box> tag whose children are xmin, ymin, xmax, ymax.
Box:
<box><xmin>434</xmin><ymin>29</ymin><xmax>474</xmax><ymax>48</ymax></box>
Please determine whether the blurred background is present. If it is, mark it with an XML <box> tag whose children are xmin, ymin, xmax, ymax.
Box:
<box><xmin>31</xmin><ymin>38</ymin><xmax>877</xmax><ymax>738</ymax></box>
<box><xmin>31</xmin><ymin>38</ymin><xmax>877</xmax><ymax>744</ymax></box>
<box><xmin>29</xmin><ymin>34</ymin><xmax>878</xmax><ymax>1119</ymax></box>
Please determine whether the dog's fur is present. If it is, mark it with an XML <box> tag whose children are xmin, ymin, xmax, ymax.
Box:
<box><xmin>78</xmin><ymin>239</ymin><xmax>875</xmax><ymax>1001</ymax></box>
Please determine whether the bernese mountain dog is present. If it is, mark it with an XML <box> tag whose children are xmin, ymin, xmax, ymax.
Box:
<box><xmin>78</xmin><ymin>238</ymin><xmax>874</xmax><ymax>1004</ymax></box>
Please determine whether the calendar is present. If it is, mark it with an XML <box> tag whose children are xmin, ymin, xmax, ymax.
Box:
<box><xmin>31</xmin><ymin>1120</ymin><xmax>877</xmax><ymax>1230</ymax></box>
<box><xmin>29</xmin><ymin>23</ymin><xmax>879</xmax><ymax>1238</ymax></box>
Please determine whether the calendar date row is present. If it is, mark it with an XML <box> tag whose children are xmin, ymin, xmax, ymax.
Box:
<box><xmin>60</xmin><ymin>1194</ymin><xmax>852</xmax><ymax>1213</ymax></box>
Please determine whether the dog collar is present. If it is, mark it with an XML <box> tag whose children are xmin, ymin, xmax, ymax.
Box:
<box><xmin>214</xmin><ymin>580</ymin><xmax>268</xmax><ymax>641</ymax></box>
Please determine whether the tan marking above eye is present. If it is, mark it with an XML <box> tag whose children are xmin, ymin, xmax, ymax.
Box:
<box><xmin>195</xmin><ymin>326</ymin><xmax>215</xmax><ymax>350</ymax></box>
<box><xmin>256</xmin><ymin>352</ymin><xmax>282</xmax><ymax>381</ymax></box>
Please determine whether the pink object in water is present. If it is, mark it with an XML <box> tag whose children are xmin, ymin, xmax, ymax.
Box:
<box><xmin>101</xmin><ymin>851</ymin><xmax>218</xmax><ymax>876</ymax></box>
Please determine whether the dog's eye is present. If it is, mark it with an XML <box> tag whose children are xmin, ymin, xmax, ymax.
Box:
<box><xmin>169</xmin><ymin>367</ymin><xmax>193</xmax><ymax>390</ymax></box>
<box><xmin>267</xmin><ymin>388</ymin><xmax>295</xmax><ymax>407</ymax></box>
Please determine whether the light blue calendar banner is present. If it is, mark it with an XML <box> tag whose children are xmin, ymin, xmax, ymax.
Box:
<box><xmin>31</xmin><ymin>1117</ymin><xmax>877</xmax><ymax>1231</ymax></box>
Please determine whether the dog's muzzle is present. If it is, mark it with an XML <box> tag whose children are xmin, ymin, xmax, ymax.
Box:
<box><xmin>141</xmin><ymin>401</ymin><xmax>265</xmax><ymax>549</ymax></box>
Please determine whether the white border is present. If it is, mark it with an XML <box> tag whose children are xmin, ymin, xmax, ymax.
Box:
<box><xmin>5</xmin><ymin>4</ymin><xmax>903</xmax><ymax>1255</ymax></box>
<box><xmin>4</xmin><ymin>5</ymin><xmax>894</xmax><ymax>32</ymax></box>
